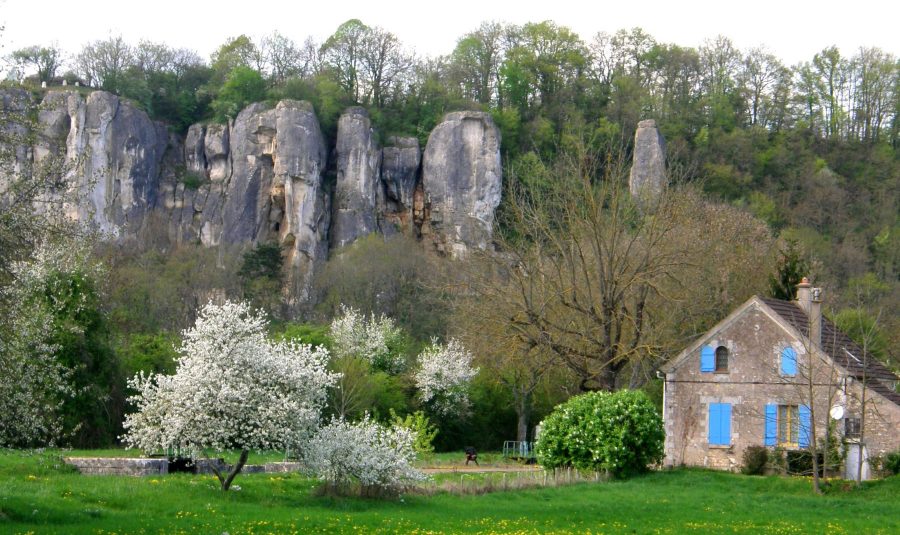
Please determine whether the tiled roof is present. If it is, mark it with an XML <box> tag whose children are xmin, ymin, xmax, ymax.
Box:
<box><xmin>761</xmin><ymin>297</ymin><xmax>900</xmax><ymax>406</ymax></box>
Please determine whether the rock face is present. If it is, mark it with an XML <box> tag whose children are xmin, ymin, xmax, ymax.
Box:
<box><xmin>421</xmin><ymin>111</ymin><xmax>502</xmax><ymax>257</ymax></box>
<box><xmin>12</xmin><ymin>90</ymin><xmax>506</xmax><ymax>308</ymax></box>
<box><xmin>332</xmin><ymin>107</ymin><xmax>380</xmax><ymax>248</ymax></box>
<box><xmin>270</xmin><ymin>100</ymin><xmax>330</xmax><ymax>305</ymax></box>
<box><xmin>38</xmin><ymin>90</ymin><xmax>168</xmax><ymax>237</ymax></box>
<box><xmin>378</xmin><ymin>136</ymin><xmax>420</xmax><ymax>235</ymax></box>
<box><xmin>629</xmin><ymin>119</ymin><xmax>667</xmax><ymax>203</ymax></box>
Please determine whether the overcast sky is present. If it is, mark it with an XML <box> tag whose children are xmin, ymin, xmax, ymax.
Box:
<box><xmin>1</xmin><ymin>0</ymin><xmax>897</xmax><ymax>66</ymax></box>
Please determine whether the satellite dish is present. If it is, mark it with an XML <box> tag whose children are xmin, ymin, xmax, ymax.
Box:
<box><xmin>830</xmin><ymin>405</ymin><xmax>845</xmax><ymax>420</ymax></box>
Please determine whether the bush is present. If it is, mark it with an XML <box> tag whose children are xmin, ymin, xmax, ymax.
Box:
<box><xmin>535</xmin><ymin>390</ymin><xmax>663</xmax><ymax>478</ymax></box>
<box><xmin>882</xmin><ymin>450</ymin><xmax>900</xmax><ymax>476</ymax></box>
<box><xmin>390</xmin><ymin>410</ymin><xmax>438</xmax><ymax>457</ymax></box>
<box><xmin>303</xmin><ymin>416</ymin><xmax>427</xmax><ymax>497</ymax></box>
<box><xmin>741</xmin><ymin>445</ymin><xmax>769</xmax><ymax>475</ymax></box>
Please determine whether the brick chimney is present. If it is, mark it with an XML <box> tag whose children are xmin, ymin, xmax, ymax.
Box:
<box><xmin>795</xmin><ymin>277</ymin><xmax>823</xmax><ymax>348</ymax></box>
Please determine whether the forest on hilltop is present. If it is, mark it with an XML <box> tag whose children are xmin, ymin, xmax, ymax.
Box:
<box><xmin>2</xmin><ymin>19</ymin><xmax>897</xmax><ymax>448</ymax></box>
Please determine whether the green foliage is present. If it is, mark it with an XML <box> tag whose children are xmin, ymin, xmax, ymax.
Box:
<box><xmin>390</xmin><ymin>409</ymin><xmax>438</xmax><ymax>457</ymax></box>
<box><xmin>881</xmin><ymin>450</ymin><xmax>900</xmax><ymax>476</ymax></box>
<box><xmin>238</xmin><ymin>242</ymin><xmax>283</xmax><ymax>284</ymax></box>
<box><xmin>315</xmin><ymin>234</ymin><xmax>449</xmax><ymax>343</ymax></box>
<box><xmin>102</xmin><ymin>243</ymin><xmax>242</xmax><ymax>336</ymax></box>
<box><xmin>115</xmin><ymin>332</ymin><xmax>179</xmax><ymax>377</ymax></box>
<box><xmin>41</xmin><ymin>270</ymin><xmax>124</xmax><ymax>447</ymax></box>
<box><xmin>210</xmin><ymin>66</ymin><xmax>267</xmax><ymax>122</ymax></box>
<box><xmin>272</xmin><ymin>322</ymin><xmax>330</xmax><ymax>348</ymax></box>
<box><xmin>832</xmin><ymin>308</ymin><xmax>889</xmax><ymax>362</ymax></box>
<box><xmin>535</xmin><ymin>390</ymin><xmax>664</xmax><ymax>477</ymax></box>
<box><xmin>768</xmin><ymin>239</ymin><xmax>811</xmax><ymax>300</ymax></box>
<box><xmin>741</xmin><ymin>445</ymin><xmax>769</xmax><ymax>475</ymax></box>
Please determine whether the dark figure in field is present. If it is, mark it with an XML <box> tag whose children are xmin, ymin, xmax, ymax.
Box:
<box><xmin>465</xmin><ymin>446</ymin><xmax>478</xmax><ymax>466</ymax></box>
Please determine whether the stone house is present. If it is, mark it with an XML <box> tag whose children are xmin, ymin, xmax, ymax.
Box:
<box><xmin>660</xmin><ymin>279</ymin><xmax>900</xmax><ymax>478</ymax></box>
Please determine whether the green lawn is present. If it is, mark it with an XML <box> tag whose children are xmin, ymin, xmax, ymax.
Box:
<box><xmin>1</xmin><ymin>449</ymin><xmax>897</xmax><ymax>534</ymax></box>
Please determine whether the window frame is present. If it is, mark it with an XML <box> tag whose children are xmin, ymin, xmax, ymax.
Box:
<box><xmin>714</xmin><ymin>346</ymin><xmax>729</xmax><ymax>373</ymax></box>
<box><xmin>844</xmin><ymin>417</ymin><xmax>861</xmax><ymax>439</ymax></box>
<box><xmin>777</xmin><ymin>404</ymin><xmax>799</xmax><ymax>448</ymax></box>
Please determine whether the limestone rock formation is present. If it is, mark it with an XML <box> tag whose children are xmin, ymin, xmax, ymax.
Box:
<box><xmin>332</xmin><ymin>107</ymin><xmax>380</xmax><ymax>248</ymax></box>
<box><xmin>212</xmin><ymin>100</ymin><xmax>330</xmax><ymax>303</ymax></box>
<box><xmin>378</xmin><ymin>136</ymin><xmax>420</xmax><ymax>235</ymax></box>
<box><xmin>37</xmin><ymin>90</ymin><xmax>168</xmax><ymax>237</ymax></box>
<box><xmin>271</xmin><ymin>100</ymin><xmax>330</xmax><ymax>305</ymax></box>
<box><xmin>421</xmin><ymin>111</ymin><xmax>501</xmax><ymax>257</ymax></box>
<box><xmin>629</xmin><ymin>119</ymin><xmax>667</xmax><ymax>203</ymax></box>
<box><xmin>9</xmin><ymin>90</ymin><xmax>509</xmax><ymax>308</ymax></box>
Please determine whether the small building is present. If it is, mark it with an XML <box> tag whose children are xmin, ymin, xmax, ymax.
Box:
<box><xmin>660</xmin><ymin>279</ymin><xmax>900</xmax><ymax>478</ymax></box>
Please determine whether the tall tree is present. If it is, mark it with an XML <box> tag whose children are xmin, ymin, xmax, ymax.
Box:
<box><xmin>75</xmin><ymin>35</ymin><xmax>134</xmax><ymax>92</ymax></box>
<box><xmin>9</xmin><ymin>44</ymin><xmax>62</xmax><ymax>82</ymax></box>
<box><xmin>321</xmin><ymin>19</ymin><xmax>370</xmax><ymax>103</ymax></box>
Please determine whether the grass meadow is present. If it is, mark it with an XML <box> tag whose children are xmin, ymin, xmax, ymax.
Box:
<box><xmin>1</xmin><ymin>449</ymin><xmax>897</xmax><ymax>534</ymax></box>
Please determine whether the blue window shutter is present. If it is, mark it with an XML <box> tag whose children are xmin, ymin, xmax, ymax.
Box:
<box><xmin>701</xmin><ymin>345</ymin><xmax>715</xmax><ymax>372</ymax></box>
<box><xmin>708</xmin><ymin>404</ymin><xmax>719</xmax><ymax>444</ymax></box>
<box><xmin>764</xmin><ymin>404</ymin><xmax>777</xmax><ymax>446</ymax></box>
<box><xmin>722</xmin><ymin>403</ymin><xmax>732</xmax><ymax>445</ymax></box>
<box><xmin>781</xmin><ymin>347</ymin><xmax>797</xmax><ymax>375</ymax></box>
<box><xmin>709</xmin><ymin>403</ymin><xmax>731</xmax><ymax>446</ymax></box>
<box><xmin>798</xmin><ymin>405</ymin><xmax>811</xmax><ymax>448</ymax></box>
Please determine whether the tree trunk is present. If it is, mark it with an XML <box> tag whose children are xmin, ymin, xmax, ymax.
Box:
<box><xmin>210</xmin><ymin>449</ymin><xmax>249</xmax><ymax>492</ymax></box>
<box><xmin>515</xmin><ymin>392</ymin><xmax>531</xmax><ymax>442</ymax></box>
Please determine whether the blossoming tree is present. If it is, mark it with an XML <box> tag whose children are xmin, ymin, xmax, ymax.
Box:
<box><xmin>303</xmin><ymin>415</ymin><xmax>426</xmax><ymax>496</ymax></box>
<box><xmin>122</xmin><ymin>300</ymin><xmax>337</xmax><ymax>491</ymax></box>
<box><xmin>414</xmin><ymin>338</ymin><xmax>479</xmax><ymax>417</ymax></box>
<box><xmin>329</xmin><ymin>304</ymin><xmax>406</xmax><ymax>372</ymax></box>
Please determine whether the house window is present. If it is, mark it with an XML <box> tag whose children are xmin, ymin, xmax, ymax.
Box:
<box><xmin>715</xmin><ymin>346</ymin><xmax>729</xmax><ymax>372</ymax></box>
<box><xmin>844</xmin><ymin>417</ymin><xmax>861</xmax><ymax>439</ymax></box>
<box><xmin>765</xmin><ymin>403</ymin><xmax>811</xmax><ymax>448</ymax></box>
<box><xmin>708</xmin><ymin>403</ymin><xmax>732</xmax><ymax>446</ymax></box>
<box><xmin>780</xmin><ymin>347</ymin><xmax>797</xmax><ymax>376</ymax></box>
<box><xmin>778</xmin><ymin>405</ymin><xmax>799</xmax><ymax>447</ymax></box>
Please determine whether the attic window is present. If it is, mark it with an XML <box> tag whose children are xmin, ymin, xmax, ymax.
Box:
<box><xmin>715</xmin><ymin>346</ymin><xmax>729</xmax><ymax>372</ymax></box>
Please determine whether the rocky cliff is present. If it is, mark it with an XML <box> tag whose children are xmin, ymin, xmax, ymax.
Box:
<box><xmin>629</xmin><ymin>119</ymin><xmax>667</xmax><ymax>204</ymax></box>
<box><xmin>8</xmin><ymin>89</ymin><xmax>503</xmax><ymax>306</ymax></box>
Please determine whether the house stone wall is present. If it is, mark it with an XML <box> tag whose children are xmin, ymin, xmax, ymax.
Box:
<box><xmin>663</xmin><ymin>301</ymin><xmax>899</xmax><ymax>472</ymax></box>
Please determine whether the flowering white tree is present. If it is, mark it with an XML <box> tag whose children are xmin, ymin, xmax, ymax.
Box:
<box><xmin>122</xmin><ymin>300</ymin><xmax>337</xmax><ymax>491</ymax></box>
<box><xmin>330</xmin><ymin>304</ymin><xmax>405</xmax><ymax>373</ymax></box>
<box><xmin>303</xmin><ymin>415</ymin><xmax>427</xmax><ymax>496</ymax></box>
<box><xmin>414</xmin><ymin>338</ymin><xmax>479</xmax><ymax>417</ymax></box>
<box><xmin>0</xmin><ymin>239</ymin><xmax>99</xmax><ymax>447</ymax></box>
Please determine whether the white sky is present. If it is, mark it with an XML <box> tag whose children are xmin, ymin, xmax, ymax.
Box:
<box><xmin>1</xmin><ymin>0</ymin><xmax>897</xmax><ymax>66</ymax></box>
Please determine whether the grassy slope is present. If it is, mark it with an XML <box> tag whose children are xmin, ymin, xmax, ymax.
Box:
<box><xmin>1</xmin><ymin>450</ymin><xmax>897</xmax><ymax>534</ymax></box>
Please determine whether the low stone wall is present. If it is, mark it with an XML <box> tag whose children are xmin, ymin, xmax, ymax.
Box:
<box><xmin>65</xmin><ymin>457</ymin><xmax>168</xmax><ymax>476</ymax></box>
<box><xmin>64</xmin><ymin>457</ymin><xmax>306</xmax><ymax>476</ymax></box>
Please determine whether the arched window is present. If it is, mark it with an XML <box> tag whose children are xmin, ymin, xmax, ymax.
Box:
<box><xmin>715</xmin><ymin>346</ymin><xmax>729</xmax><ymax>372</ymax></box>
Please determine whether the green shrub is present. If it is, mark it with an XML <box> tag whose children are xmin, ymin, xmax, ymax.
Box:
<box><xmin>741</xmin><ymin>445</ymin><xmax>769</xmax><ymax>475</ymax></box>
<box><xmin>535</xmin><ymin>390</ymin><xmax>663</xmax><ymax>478</ymax></box>
<box><xmin>390</xmin><ymin>409</ymin><xmax>438</xmax><ymax>457</ymax></box>
<box><xmin>883</xmin><ymin>450</ymin><xmax>900</xmax><ymax>476</ymax></box>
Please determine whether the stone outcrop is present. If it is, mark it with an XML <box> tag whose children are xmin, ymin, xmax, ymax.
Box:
<box><xmin>421</xmin><ymin>111</ymin><xmax>502</xmax><ymax>257</ymax></box>
<box><xmin>629</xmin><ymin>119</ymin><xmax>667</xmax><ymax>204</ymax></box>
<box><xmin>38</xmin><ymin>90</ymin><xmax>168</xmax><ymax>237</ymax></box>
<box><xmin>332</xmin><ymin>107</ymin><xmax>380</xmax><ymax>248</ymax></box>
<box><xmin>378</xmin><ymin>136</ymin><xmax>420</xmax><ymax>235</ymax></box>
<box><xmin>10</xmin><ymin>89</ymin><xmax>507</xmax><ymax>308</ymax></box>
<box><xmin>270</xmin><ymin>100</ymin><xmax>330</xmax><ymax>304</ymax></box>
